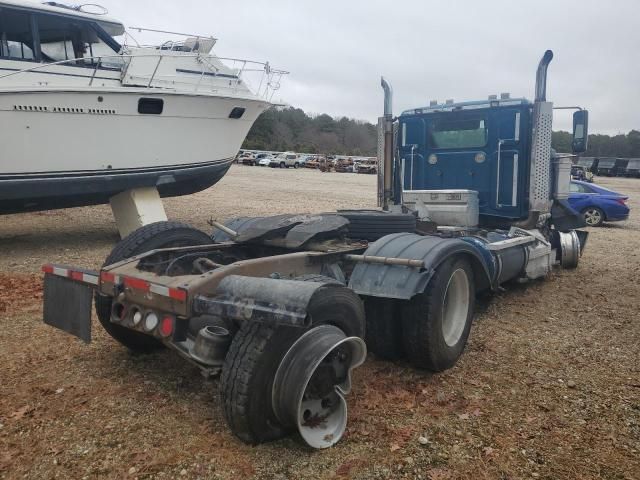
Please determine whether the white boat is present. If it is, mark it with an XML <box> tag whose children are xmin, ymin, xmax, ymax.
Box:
<box><xmin>0</xmin><ymin>0</ymin><xmax>286</xmax><ymax>214</ymax></box>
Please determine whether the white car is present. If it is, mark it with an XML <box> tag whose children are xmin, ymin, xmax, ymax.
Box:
<box><xmin>258</xmin><ymin>155</ymin><xmax>272</xmax><ymax>166</ymax></box>
<box><xmin>269</xmin><ymin>152</ymin><xmax>300</xmax><ymax>168</ymax></box>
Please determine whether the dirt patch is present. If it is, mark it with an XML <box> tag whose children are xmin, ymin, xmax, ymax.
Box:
<box><xmin>0</xmin><ymin>168</ymin><xmax>639</xmax><ymax>479</ymax></box>
<box><xmin>0</xmin><ymin>273</ymin><xmax>42</xmax><ymax>315</ymax></box>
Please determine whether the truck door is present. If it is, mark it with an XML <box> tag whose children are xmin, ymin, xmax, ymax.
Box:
<box><xmin>399</xmin><ymin>117</ymin><xmax>426</xmax><ymax>191</ymax></box>
<box><xmin>489</xmin><ymin>108</ymin><xmax>527</xmax><ymax>219</ymax></box>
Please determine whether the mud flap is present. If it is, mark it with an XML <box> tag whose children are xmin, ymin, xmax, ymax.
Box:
<box><xmin>43</xmin><ymin>274</ymin><xmax>93</xmax><ymax>343</ymax></box>
<box><xmin>575</xmin><ymin>230</ymin><xmax>589</xmax><ymax>255</ymax></box>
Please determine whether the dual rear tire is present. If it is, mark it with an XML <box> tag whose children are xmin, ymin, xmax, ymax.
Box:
<box><xmin>365</xmin><ymin>256</ymin><xmax>475</xmax><ymax>372</ymax></box>
<box><xmin>220</xmin><ymin>278</ymin><xmax>365</xmax><ymax>444</ymax></box>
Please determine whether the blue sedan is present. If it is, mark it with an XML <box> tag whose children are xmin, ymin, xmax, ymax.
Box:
<box><xmin>568</xmin><ymin>180</ymin><xmax>630</xmax><ymax>227</ymax></box>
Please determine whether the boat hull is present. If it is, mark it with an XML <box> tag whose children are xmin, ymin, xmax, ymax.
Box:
<box><xmin>0</xmin><ymin>88</ymin><xmax>268</xmax><ymax>213</ymax></box>
<box><xmin>0</xmin><ymin>158</ymin><xmax>233</xmax><ymax>214</ymax></box>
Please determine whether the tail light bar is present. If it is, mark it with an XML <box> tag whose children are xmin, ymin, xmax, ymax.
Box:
<box><xmin>43</xmin><ymin>264</ymin><xmax>187</xmax><ymax>303</ymax></box>
<box><xmin>42</xmin><ymin>265</ymin><xmax>99</xmax><ymax>285</ymax></box>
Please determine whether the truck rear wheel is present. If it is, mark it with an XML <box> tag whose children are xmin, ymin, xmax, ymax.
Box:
<box><xmin>220</xmin><ymin>281</ymin><xmax>365</xmax><ymax>444</ymax></box>
<box><xmin>95</xmin><ymin>221</ymin><xmax>212</xmax><ymax>353</ymax></box>
<box><xmin>401</xmin><ymin>256</ymin><xmax>475</xmax><ymax>372</ymax></box>
<box><xmin>364</xmin><ymin>297</ymin><xmax>404</xmax><ymax>360</ymax></box>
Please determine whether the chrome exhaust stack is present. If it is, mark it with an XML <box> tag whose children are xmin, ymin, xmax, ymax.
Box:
<box><xmin>534</xmin><ymin>50</ymin><xmax>554</xmax><ymax>102</ymax></box>
<box><xmin>381</xmin><ymin>76</ymin><xmax>393</xmax><ymax>116</ymax></box>
<box><xmin>272</xmin><ymin>325</ymin><xmax>367</xmax><ymax>449</ymax></box>
<box><xmin>378</xmin><ymin>77</ymin><xmax>395</xmax><ymax>210</ymax></box>
<box><xmin>528</xmin><ymin>50</ymin><xmax>555</xmax><ymax>216</ymax></box>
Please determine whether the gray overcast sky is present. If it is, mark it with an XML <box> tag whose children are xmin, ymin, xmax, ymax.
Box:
<box><xmin>102</xmin><ymin>0</ymin><xmax>639</xmax><ymax>134</ymax></box>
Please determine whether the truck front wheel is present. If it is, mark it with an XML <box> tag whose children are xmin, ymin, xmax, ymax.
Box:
<box><xmin>95</xmin><ymin>221</ymin><xmax>213</xmax><ymax>353</ymax></box>
<box><xmin>401</xmin><ymin>256</ymin><xmax>475</xmax><ymax>372</ymax></box>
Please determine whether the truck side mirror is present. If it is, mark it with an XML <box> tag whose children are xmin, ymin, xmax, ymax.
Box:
<box><xmin>572</xmin><ymin>110</ymin><xmax>589</xmax><ymax>154</ymax></box>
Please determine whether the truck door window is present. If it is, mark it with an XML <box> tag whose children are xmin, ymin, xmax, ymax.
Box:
<box><xmin>429</xmin><ymin>117</ymin><xmax>488</xmax><ymax>149</ymax></box>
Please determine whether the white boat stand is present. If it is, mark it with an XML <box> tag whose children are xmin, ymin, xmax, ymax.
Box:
<box><xmin>109</xmin><ymin>187</ymin><xmax>168</xmax><ymax>239</ymax></box>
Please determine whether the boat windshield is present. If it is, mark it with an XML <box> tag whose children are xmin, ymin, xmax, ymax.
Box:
<box><xmin>37</xmin><ymin>13</ymin><xmax>123</xmax><ymax>68</ymax></box>
<box><xmin>0</xmin><ymin>7</ymin><xmax>123</xmax><ymax>68</ymax></box>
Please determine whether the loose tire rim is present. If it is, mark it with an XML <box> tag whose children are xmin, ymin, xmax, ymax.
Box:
<box><xmin>272</xmin><ymin>326</ymin><xmax>367</xmax><ymax>449</ymax></box>
<box><xmin>442</xmin><ymin>268</ymin><xmax>470</xmax><ymax>347</ymax></box>
<box><xmin>584</xmin><ymin>209</ymin><xmax>601</xmax><ymax>226</ymax></box>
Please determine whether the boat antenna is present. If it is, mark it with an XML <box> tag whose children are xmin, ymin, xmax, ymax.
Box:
<box><xmin>76</xmin><ymin>4</ymin><xmax>109</xmax><ymax>15</ymax></box>
<box><xmin>42</xmin><ymin>2</ymin><xmax>109</xmax><ymax>15</ymax></box>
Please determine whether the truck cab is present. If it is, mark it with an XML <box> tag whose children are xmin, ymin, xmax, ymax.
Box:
<box><xmin>398</xmin><ymin>96</ymin><xmax>532</xmax><ymax>223</ymax></box>
<box><xmin>383</xmin><ymin>50</ymin><xmax>590</xmax><ymax>232</ymax></box>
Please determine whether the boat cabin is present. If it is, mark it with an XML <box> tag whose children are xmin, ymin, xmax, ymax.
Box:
<box><xmin>0</xmin><ymin>1</ymin><xmax>276</xmax><ymax>96</ymax></box>
<box><xmin>0</xmin><ymin>0</ymin><xmax>124</xmax><ymax>68</ymax></box>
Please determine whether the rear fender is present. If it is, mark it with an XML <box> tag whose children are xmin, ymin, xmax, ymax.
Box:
<box><xmin>348</xmin><ymin>233</ymin><xmax>494</xmax><ymax>300</ymax></box>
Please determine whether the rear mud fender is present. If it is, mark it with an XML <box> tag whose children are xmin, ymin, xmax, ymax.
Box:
<box><xmin>348</xmin><ymin>233</ymin><xmax>494</xmax><ymax>300</ymax></box>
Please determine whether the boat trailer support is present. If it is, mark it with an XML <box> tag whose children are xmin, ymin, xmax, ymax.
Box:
<box><xmin>109</xmin><ymin>187</ymin><xmax>168</xmax><ymax>239</ymax></box>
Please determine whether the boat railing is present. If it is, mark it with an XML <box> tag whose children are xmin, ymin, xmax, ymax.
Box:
<box><xmin>0</xmin><ymin>53</ymin><xmax>288</xmax><ymax>100</ymax></box>
<box><xmin>123</xmin><ymin>28</ymin><xmax>218</xmax><ymax>54</ymax></box>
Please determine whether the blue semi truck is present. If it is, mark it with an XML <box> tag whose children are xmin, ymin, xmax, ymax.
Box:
<box><xmin>41</xmin><ymin>50</ymin><xmax>589</xmax><ymax>449</ymax></box>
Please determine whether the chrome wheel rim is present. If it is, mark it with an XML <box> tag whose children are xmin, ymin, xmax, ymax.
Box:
<box><xmin>441</xmin><ymin>268</ymin><xmax>470</xmax><ymax>347</ymax></box>
<box><xmin>584</xmin><ymin>208</ymin><xmax>602</xmax><ymax>226</ymax></box>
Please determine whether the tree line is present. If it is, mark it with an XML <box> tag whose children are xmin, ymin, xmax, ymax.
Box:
<box><xmin>552</xmin><ymin>130</ymin><xmax>640</xmax><ymax>158</ymax></box>
<box><xmin>243</xmin><ymin>107</ymin><xmax>377</xmax><ymax>156</ymax></box>
<box><xmin>244</xmin><ymin>107</ymin><xmax>639</xmax><ymax>159</ymax></box>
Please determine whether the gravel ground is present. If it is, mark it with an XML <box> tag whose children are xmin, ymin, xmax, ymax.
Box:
<box><xmin>1</xmin><ymin>166</ymin><xmax>639</xmax><ymax>480</ymax></box>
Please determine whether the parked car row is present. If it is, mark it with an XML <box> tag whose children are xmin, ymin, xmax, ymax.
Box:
<box><xmin>235</xmin><ymin>150</ymin><xmax>378</xmax><ymax>174</ymax></box>
<box><xmin>577</xmin><ymin>157</ymin><xmax>640</xmax><ymax>178</ymax></box>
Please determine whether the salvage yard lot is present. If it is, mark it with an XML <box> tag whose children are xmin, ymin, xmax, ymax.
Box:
<box><xmin>1</xmin><ymin>166</ymin><xmax>639</xmax><ymax>479</ymax></box>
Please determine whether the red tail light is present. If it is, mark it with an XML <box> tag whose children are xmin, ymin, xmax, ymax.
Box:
<box><xmin>616</xmin><ymin>198</ymin><xmax>628</xmax><ymax>206</ymax></box>
<box><xmin>159</xmin><ymin>316</ymin><xmax>175</xmax><ymax>337</ymax></box>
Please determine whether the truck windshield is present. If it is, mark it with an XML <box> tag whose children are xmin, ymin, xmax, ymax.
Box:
<box><xmin>429</xmin><ymin>117</ymin><xmax>488</xmax><ymax>149</ymax></box>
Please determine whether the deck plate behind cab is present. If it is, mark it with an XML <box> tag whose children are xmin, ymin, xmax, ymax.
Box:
<box><xmin>43</xmin><ymin>274</ymin><xmax>93</xmax><ymax>343</ymax></box>
<box><xmin>234</xmin><ymin>214</ymin><xmax>349</xmax><ymax>248</ymax></box>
